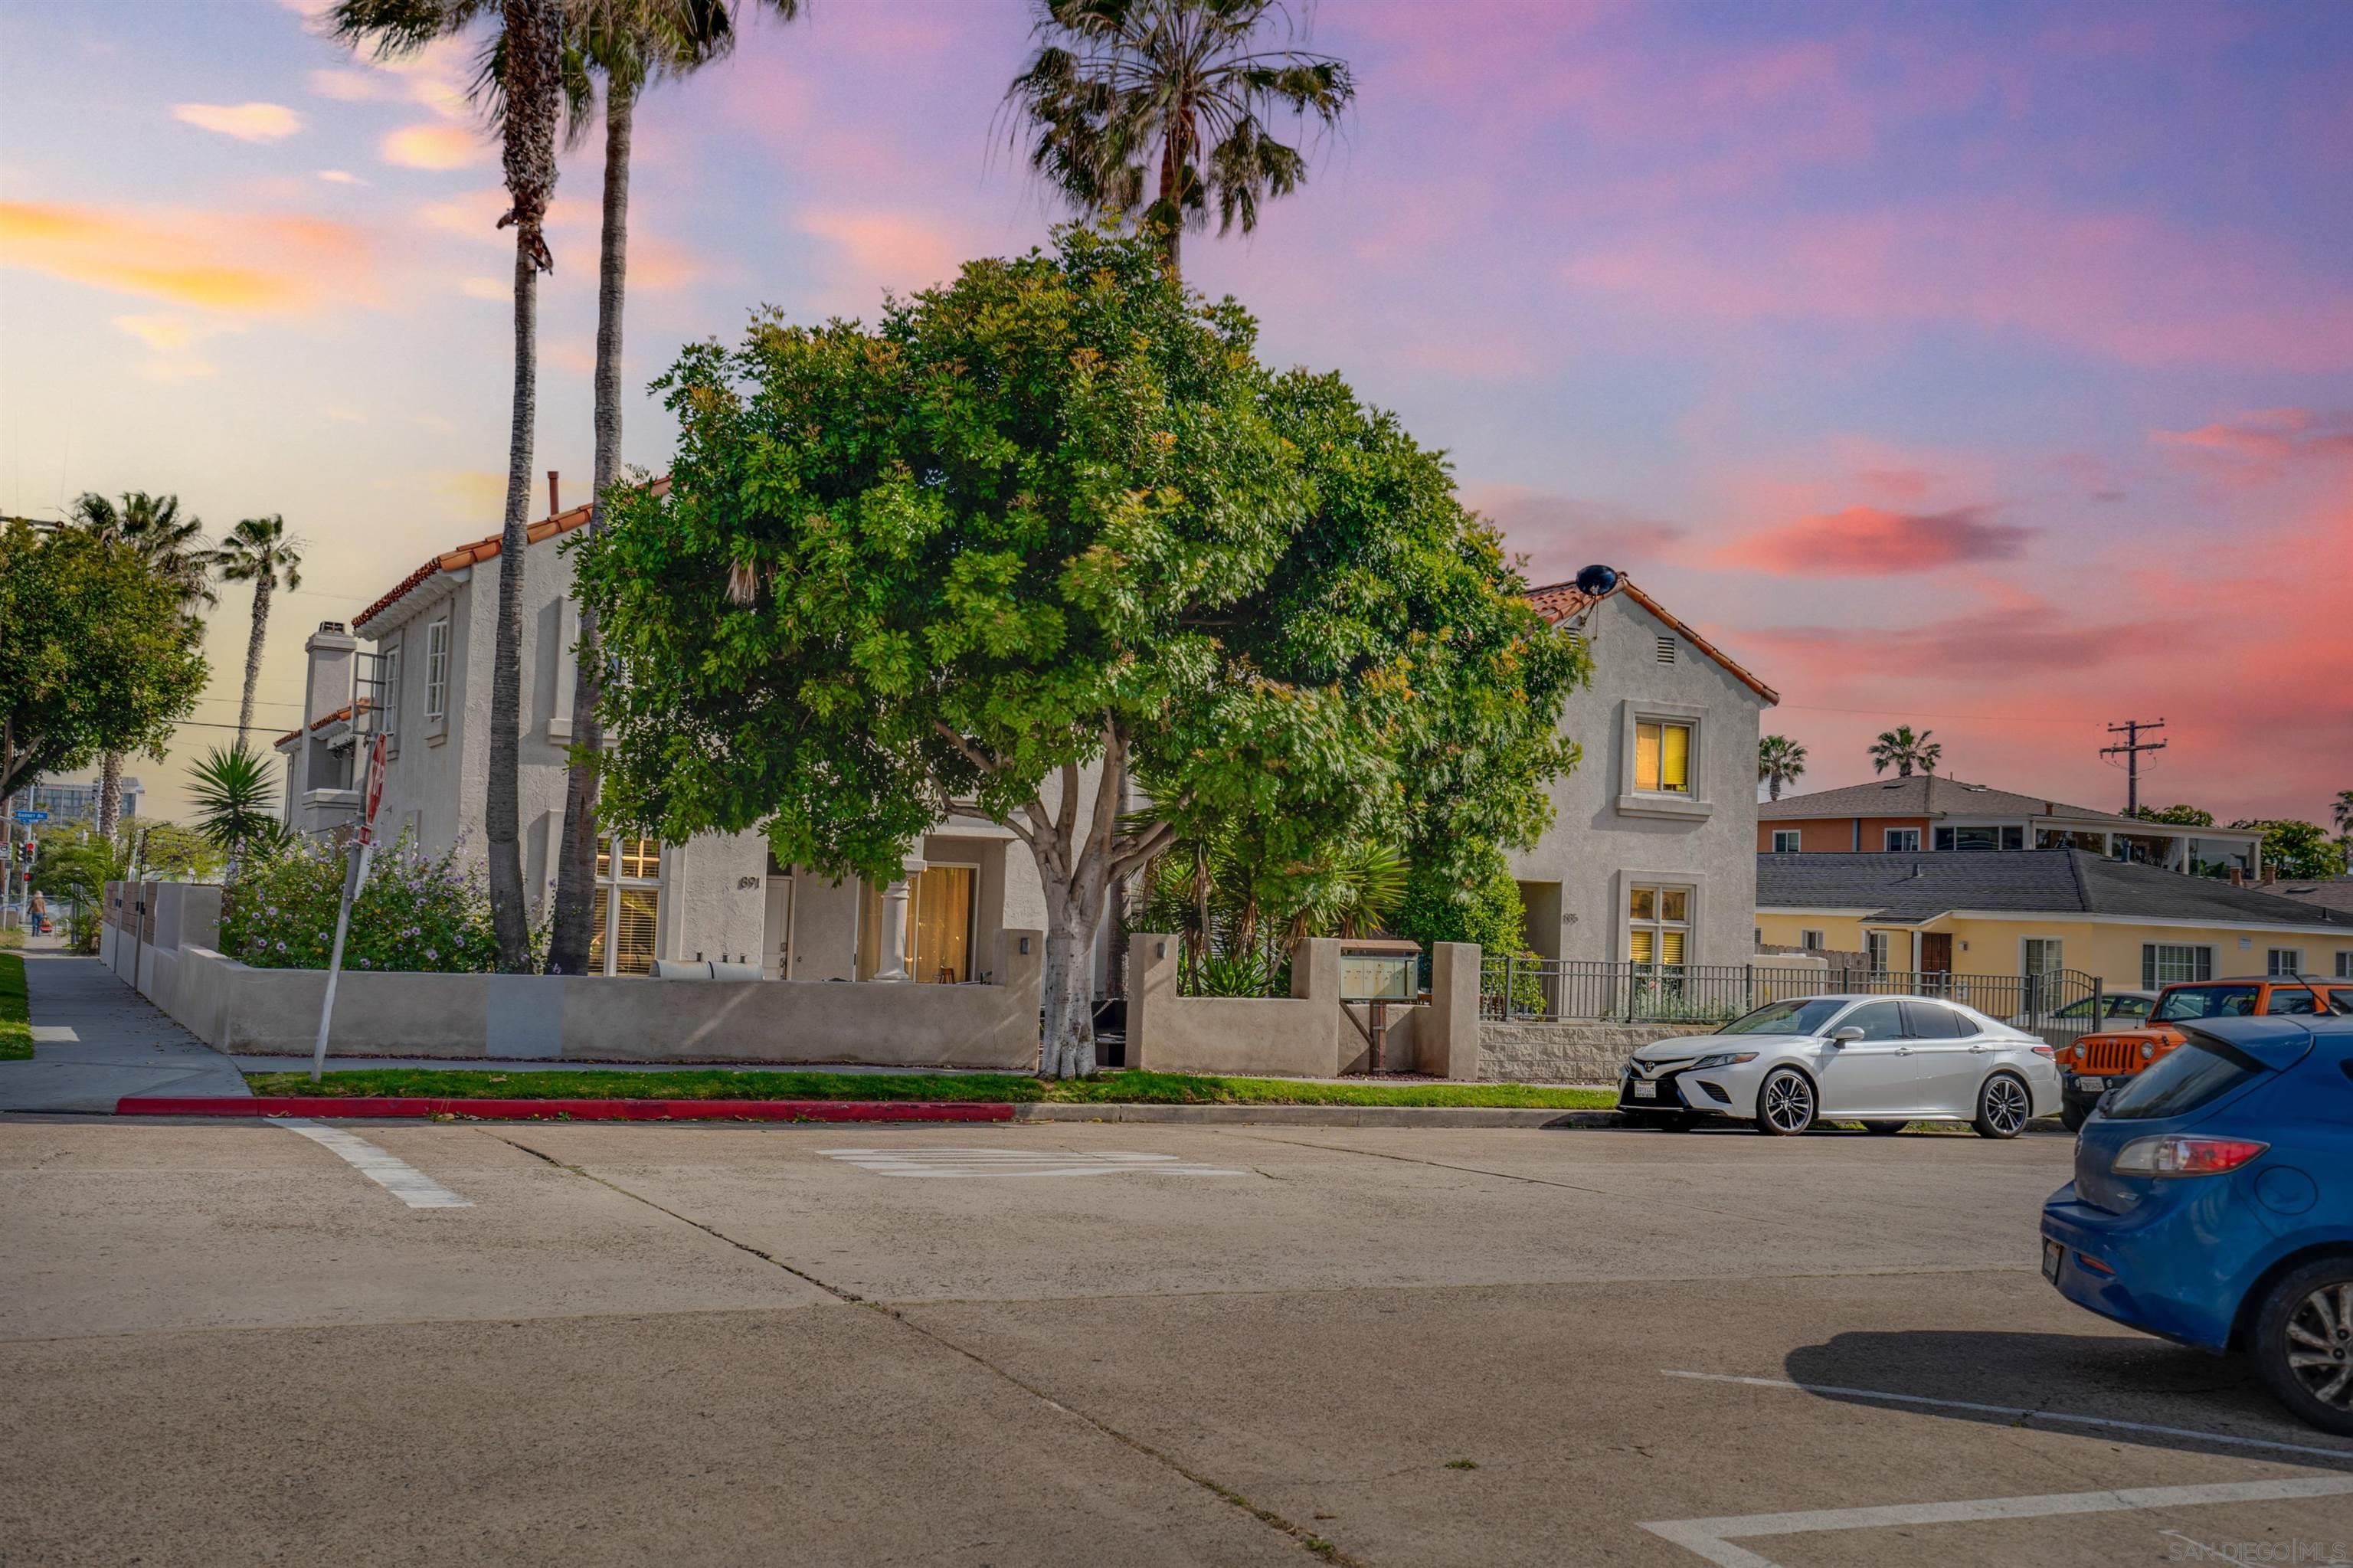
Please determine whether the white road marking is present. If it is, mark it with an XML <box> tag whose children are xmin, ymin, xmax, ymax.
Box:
<box><xmin>1660</xmin><ymin>1370</ymin><xmax>2353</xmax><ymax>1463</ymax></box>
<box><xmin>29</xmin><ymin>1025</ymin><xmax>79</xmax><ymax>1043</ymax></box>
<box><xmin>277</xmin><ymin>1119</ymin><xmax>473</xmax><ymax>1209</ymax></box>
<box><xmin>1641</xmin><ymin>1477</ymin><xmax>2353</xmax><ymax>1568</ymax></box>
<box><xmin>820</xmin><ymin>1147</ymin><xmax>1247</xmax><ymax>1179</ymax></box>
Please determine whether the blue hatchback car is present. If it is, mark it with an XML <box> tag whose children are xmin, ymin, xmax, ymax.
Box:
<box><xmin>2041</xmin><ymin>1009</ymin><xmax>2353</xmax><ymax>1435</ymax></box>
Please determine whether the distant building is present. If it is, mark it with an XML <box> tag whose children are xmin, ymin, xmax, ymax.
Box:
<box><xmin>18</xmin><ymin>777</ymin><xmax>142</xmax><ymax>828</ymax></box>
<box><xmin>1757</xmin><ymin>774</ymin><xmax>2262</xmax><ymax>876</ymax></box>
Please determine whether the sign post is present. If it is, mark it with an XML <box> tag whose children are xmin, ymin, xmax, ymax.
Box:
<box><xmin>311</xmin><ymin>735</ymin><xmax>389</xmax><ymax>1084</ymax></box>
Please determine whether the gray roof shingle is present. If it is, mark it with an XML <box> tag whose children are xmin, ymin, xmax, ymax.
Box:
<box><xmin>1756</xmin><ymin>773</ymin><xmax>2250</xmax><ymax>830</ymax></box>
<box><xmin>1758</xmin><ymin>849</ymin><xmax>2353</xmax><ymax>928</ymax></box>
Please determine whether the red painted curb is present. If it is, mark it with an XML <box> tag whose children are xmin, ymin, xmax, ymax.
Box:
<box><xmin>113</xmin><ymin>1095</ymin><xmax>1019</xmax><ymax>1123</ymax></box>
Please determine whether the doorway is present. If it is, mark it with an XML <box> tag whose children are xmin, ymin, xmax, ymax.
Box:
<box><xmin>762</xmin><ymin>876</ymin><xmax>794</xmax><ymax>980</ymax></box>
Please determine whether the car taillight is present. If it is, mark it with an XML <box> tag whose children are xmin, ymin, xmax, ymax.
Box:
<box><xmin>2111</xmin><ymin>1135</ymin><xmax>2269</xmax><ymax>1177</ymax></box>
<box><xmin>2031</xmin><ymin>1045</ymin><xmax>2054</xmax><ymax>1058</ymax></box>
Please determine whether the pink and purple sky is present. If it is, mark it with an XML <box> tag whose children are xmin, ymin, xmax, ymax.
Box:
<box><xmin>2</xmin><ymin>0</ymin><xmax>2348</xmax><ymax>824</ymax></box>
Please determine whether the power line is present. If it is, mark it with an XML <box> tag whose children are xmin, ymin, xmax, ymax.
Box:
<box><xmin>2099</xmin><ymin>718</ymin><xmax>2168</xmax><ymax>816</ymax></box>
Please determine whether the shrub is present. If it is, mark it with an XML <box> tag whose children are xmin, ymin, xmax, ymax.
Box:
<box><xmin>221</xmin><ymin>833</ymin><xmax>500</xmax><ymax>974</ymax></box>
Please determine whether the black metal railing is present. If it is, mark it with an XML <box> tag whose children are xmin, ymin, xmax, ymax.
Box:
<box><xmin>1479</xmin><ymin>957</ymin><xmax>2098</xmax><ymax>1027</ymax></box>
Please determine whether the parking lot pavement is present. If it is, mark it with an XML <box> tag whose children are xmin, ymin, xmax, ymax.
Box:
<box><xmin>5</xmin><ymin>1118</ymin><xmax>2347</xmax><ymax>1566</ymax></box>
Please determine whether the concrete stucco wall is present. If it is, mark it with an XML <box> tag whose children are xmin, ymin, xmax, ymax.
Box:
<box><xmin>1507</xmin><ymin>592</ymin><xmax>1767</xmax><ymax>967</ymax></box>
<box><xmin>1480</xmin><ymin>1020</ymin><xmax>1717</xmax><ymax>1084</ymax></box>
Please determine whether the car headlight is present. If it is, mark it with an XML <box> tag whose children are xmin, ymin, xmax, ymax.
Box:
<box><xmin>2141</xmin><ymin>1043</ymin><xmax>2155</xmax><ymax>1059</ymax></box>
<box><xmin>1690</xmin><ymin>1051</ymin><xmax>1759</xmax><ymax>1070</ymax></box>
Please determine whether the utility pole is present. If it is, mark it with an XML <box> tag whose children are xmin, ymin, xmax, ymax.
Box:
<box><xmin>2101</xmin><ymin>718</ymin><xmax>2167</xmax><ymax>817</ymax></box>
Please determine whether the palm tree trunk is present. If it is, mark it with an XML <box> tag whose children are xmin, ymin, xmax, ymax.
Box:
<box><xmin>237</xmin><ymin>573</ymin><xmax>273</xmax><ymax>751</ymax></box>
<box><xmin>97</xmin><ymin>751</ymin><xmax>123</xmax><ymax>843</ymax></box>
<box><xmin>548</xmin><ymin>77</ymin><xmax>633</xmax><ymax>977</ymax></box>
<box><xmin>486</xmin><ymin>0</ymin><xmax>563</xmax><ymax>972</ymax></box>
<box><xmin>1154</xmin><ymin>109</ymin><xmax>1192</xmax><ymax>275</ymax></box>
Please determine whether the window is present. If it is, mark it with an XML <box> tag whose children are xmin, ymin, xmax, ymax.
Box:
<box><xmin>1771</xmin><ymin>830</ymin><xmax>1802</xmax><ymax>853</ymax></box>
<box><xmin>856</xmin><ymin>865</ymin><xmax>979</xmax><ymax>983</ymax></box>
<box><xmin>1800</xmin><ymin>928</ymin><xmax>1825</xmax><ymax>951</ymax></box>
<box><xmin>1654</xmin><ymin>636</ymin><xmax>1676</xmax><ymax>664</ymax></box>
<box><xmin>2152</xmin><ymin>984</ymin><xmax>2257</xmax><ymax>1021</ymax></box>
<box><xmin>2267</xmin><ymin>948</ymin><xmax>2304</xmax><ymax>977</ymax></box>
<box><xmin>1934</xmin><ymin>825</ymin><xmax>2015</xmax><ymax>853</ymax></box>
<box><xmin>1900</xmin><ymin>1001</ymin><xmax>1969</xmax><ymax>1039</ymax></box>
<box><xmin>2143</xmin><ymin>943</ymin><xmax>2214</xmax><ymax>988</ymax></box>
<box><xmin>587</xmin><ymin>834</ymin><xmax>662</xmax><ymax>976</ymax></box>
<box><xmin>2002</xmin><ymin>825</ymin><xmax>2024</xmax><ymax>850</ymax></box>
<box><xmin>2024</xmin><ymin>938</ymin><xmax>2063</xmax><ymax>977</ymax></box>
<box><xmin>1839</xmin><ymin>999</ymin><xmax>1906</xmax><ymax>1039</ymax></box>
<box><xmin>1628</xmin><ymin>884</ymin><xmax>1690</xmax><ymax>972</ymax></box>
<box><xmin>1865</xmin><ymin>931</ymin><xmax>1890</xmax><ymax>973</ymax></box>
<box><xmin>1883</xmin><ymin>828</ymin><xmax>1921</xmax><ymax>852</ymax></box>
<box><xmin>2340</xmin><ymin>952</ymin><xmax>2353</xmax><ymax>980</ymax></box>
<box><xmin>2106</xmin><ymin>1036</ymin><xmax>2270</xmax><ymax>1121</ymax></box>
<box><xmin>424</xmin><ymin>617</ymin><xmax>450</xmax><ymax>722</ymax></box>
<box><xmin>1635</xmin><ymin>721</ymin><xmax>1692</xmax><ymax>794</ymax></box>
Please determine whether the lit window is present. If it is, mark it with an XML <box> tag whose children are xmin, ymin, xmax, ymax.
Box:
<box><xmin>856</xmin><ymin>866</ymin><xmax>978</xmax><ymax>983</ymax></box>
<box><xmin>1771</xmin><ymin>830</ymin><xmax>1801</xmax><ymax>853</ymax></box>
<box><xmin>1635</xmin><ymin>721</ymin><xmax>1692</xmax><ymax>794</ymax></box>
<box><xmin>424</xmin><ymin>618</ymin><xmax>450</xmax><ymax>722</ymax></box>
<box><xmin>589</xmin><ymin>834</ymin><xmax>662</xmax><ymax>976</ymax></box>
<box><xmin>1629</xmin><ymin>884</ymin><xmax>1690</xmax><ymax>971</ymax></box>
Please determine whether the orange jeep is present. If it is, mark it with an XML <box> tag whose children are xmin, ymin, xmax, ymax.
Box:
<box><xmin>2058</xmin><ymin>976</ymin><xmax>2353</xmax><ymax>1129</ymax></box>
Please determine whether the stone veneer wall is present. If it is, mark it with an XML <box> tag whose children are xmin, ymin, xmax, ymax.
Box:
<box><xmin>1479</xmin><ymin>1020</ymin><xmax>1720</xmax><ymax>1084</ymax></box>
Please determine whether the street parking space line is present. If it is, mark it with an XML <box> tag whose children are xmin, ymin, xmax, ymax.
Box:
<box><xmin>820</xmin><ymin>1147</ymin><xmax>1248</xmax><ymax>1179</ymax></box>
<box><xmin>277</xmin><ymin>1120</ymin><xmax>473</xmax><ymax>1210</ymax></box>
<box><xmin>1641</xmin><ymin>1476</ymin><xmax>2353</xmax><ymax>1568</ymax></box>
<box><xmin>1661</xmin><ymin>1370</ymin><xmax>2353</xmax><ymax>1464</ymax></box>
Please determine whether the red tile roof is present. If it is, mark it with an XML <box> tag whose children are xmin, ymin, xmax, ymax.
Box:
<box><xmin>273</xmin><ymin>698</ymin><xmax>370</xmax><ymax>750</ymax></box>
<box><xmin>352</xmin><ymin>479</ymin><xmax>669</xmax><ymax>632</ymax></box>
<box><xmin>1525</xmin><ymin>574</ymin><xmax>1779</xmax><ymax>705</ymax></box>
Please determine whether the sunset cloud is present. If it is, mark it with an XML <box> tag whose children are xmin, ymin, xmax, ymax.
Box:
<box><xmin>1715</xmin><ymin>504</ymin><xmax>2034</xmax><ymax>575</ymax></box>
<box><xmin>173</xmin><ymin>102</ymin><xmax>303</xmax><ymax>142</ymax></box>
<box><xmin>800</xmin><ymin>209</ymin><xmax>964</xmax><ymax>296</ymax></box>
<box><xmin>317</xmin><ymin>169</ymin><xmax>366</xmax><ymax>186</ymax></box>
<box><xmin>111</xmin><ymin>313</ymin><xmax>239</xmax><ymax>352</ymax></box>
<box><xmin>1462</xmin><ymin>484</ymin><xmax>1689</xmax><ymax>580</ymax></box>
<box><xmin>2153</xmin><ymin>408</ymin><xmax>2353</xmax><ymax>486</ymax></box>
<box><xmin>382</xmin><ymin>123</ymin><xmax>483</xmax><ymax>170</ymax></box>
<box><xmin>0</xmin><ymin>201</ymin><xmax>367</xmax><ymax>313</ymax></box>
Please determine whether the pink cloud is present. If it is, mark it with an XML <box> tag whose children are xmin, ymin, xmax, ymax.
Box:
<box><xmin>1463</xmin><ymin>484</ymin><xmax>1689</xmax><ymax>580</ymax></box>
<box><xmin>1716</xmin><ymin>504</ymin><xmax>2034</xmax><ymax>575</ymax></box>
<box><xmin>800</xmin><ymin>209</ymin><xmax>966</xmax><ymax>300</ymax></box>
<box><xmin>2154</xmin><ymin>408</ymin><xmax>2353</xmax><ymax>486</ymax></box>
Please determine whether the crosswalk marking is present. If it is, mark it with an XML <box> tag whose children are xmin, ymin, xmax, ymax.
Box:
<box><xmin>277</xmin><ymin>1120</ymin><xmax>473</xmax><ymax>1209</ymax></box>
<box><xmin>820</xmin><ymin>1147</ymin><xmax>1248</xmax><ymax>1180</ymax></box>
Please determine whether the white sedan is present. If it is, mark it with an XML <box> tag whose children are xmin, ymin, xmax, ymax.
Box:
<box><xmin>1617</xmin><ymin>994</ymin><xmax>2062</xmax><ymax>1138</ymax></box>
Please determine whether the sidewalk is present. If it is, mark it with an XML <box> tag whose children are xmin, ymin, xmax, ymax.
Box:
<box><xmin>0</xmin><ymin>935</ymin><xmax>251</xmax><ymax>1112</ymax></box>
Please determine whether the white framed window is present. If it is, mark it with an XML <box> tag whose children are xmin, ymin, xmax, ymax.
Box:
<box><xmin>424</xmin><ymin>617</ymin><xmax>450</xmax><ymax>723</ymax></box>
<box><xmin>1865</xmin><ymin>931</ymin><xmax>1890</xmax><ymax>973</ymax></box>
<box><xmin>1800</xmin><ymin>928</ymin><xmax>1825</xmax><ymax>951</ymax></box>
<box><xmin>1628</xmin><ymin>884</ymin><xmax>1690</xmax><ymax>972</ymax></box>
<box><xmin>2143</xmin><ymin>943</ymin><xmax>2214</xmax><ymax>988</ymax></box>
<box><xmin>2267</xmin><ymin>948</ymin><xmax>2304</xmax><ymax>977</ymax></box>
<box><xmin>1635</xmin><ymin>720</ymin><xmax>1693</xmax><ymax>794</ymax></box>
<box><xmin>589</xmin><ymin>834</ymin><xmax>663</xmax><ymax>976</ymax></box>
<box><xmin>1884</xmin><ymin>828</ymin><xmax>1921</xmax><ymax>852</ymax></box>
<box><xmin>1771</xmin><ymin>830</ymin><xmax>1802</xmax><ymax>853</ymax></box>
<box><xmin>2338</xmin><ymin>951</ymin><xmax>2353</xmax><ymax>979</ymax></box>
<box><xmin>2024</xmin><ymin>938</ymin><xmax>2063</xmax><ymax>977</ymax></box>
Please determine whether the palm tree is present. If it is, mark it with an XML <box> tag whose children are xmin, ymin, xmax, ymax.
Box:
<box><xmin>2333</xmin><ymin>787</ymin><xmax>2352</xmax><ymax>860</ymax></box>
<box><xmin>188</xmin><ymin>742</ymin><xmax>290</xmax><ymax>881</ymax></box>
<box><xmin>1870</xmin><ymin>725</ymin><xmax>1942</xmax><ymax>778</ymax></box>
<box><xmin>335</xmin><ymin>0</ymin><xmax>568</xmax><ymax>971</ymax></box>
<box><xmin>1757</xmin><ymin>735</ymin><xmax>1808</xmax><ymax>802</ymax></box>
<box><xmin>548</xmin><ymin>0</ymin><xmax>803</xmax><ymax>977</ymax></box>
<box><xmin>1004</xmin><ymin>0</ymin><xmax>1355</xmax><ymax>276</ymax></box>
<box><xmin>68</xmin><ymin>491</ymin><xmax>214</xmax><ymax>839</ymax></box>
<box><xmin>208</xmin><ymin>516</ymin><xmax>306</xmax><ymax>749</ymax></box>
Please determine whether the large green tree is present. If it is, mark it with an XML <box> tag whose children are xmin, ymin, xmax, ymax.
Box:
<box><xmin>2131</xmin><ymin>803</ymin><xmax>2214</xmax><ymax>827</ymax></box>
<box><xmin>2231</xmin><ymin>818</ymin><xmax>2348</xmax><ymax>881</ymax></box>
<box><xmin>67</xmin><ymin>490</ymin><xmax>213</xmax><ymax>838</ymax></box>
<box><xmin>0</xmin><ymin>522</ymin><xmax>209</xmax><ymax>816</ymax></box>
<box><xmin>576</xmin><ymin>228</ymin><xmax>1584</xmax><ymax>1074</ymax></box>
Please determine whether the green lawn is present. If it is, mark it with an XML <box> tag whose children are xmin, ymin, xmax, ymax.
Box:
<box><xmin>241</xmin><ymin>1065</ymin><xmax>1615</xmax><ymax>1110</ymax></box>
<box><xmin>0</xmin><ymin>953</ymin><xmax>30</xmax><ymax>1062</ymax></box>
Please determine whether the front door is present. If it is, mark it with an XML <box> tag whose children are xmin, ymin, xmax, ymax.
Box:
<box><xmin>762</xmin><ymin>876</ymin><xmax>794</xmax><ymax>980</ymax></box>
<box><xmin>1919</xmin><ymin>933</ymin><xmax>1952</xmax><ymax>994</ymax></box>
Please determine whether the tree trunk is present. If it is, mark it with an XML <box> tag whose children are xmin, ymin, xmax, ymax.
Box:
<box><xmin>1037</xmin><ymin>889</ymin><xmax>1098</xmax><ymax>1080</ymax></box>
<box><xmin>1153</xmin><ymin>108</ymin><xmax>1191</xmax><ymax>275</ymax></box>
<box><xmin>237</xmin><ymin>572</ymin><xmax>272</xmax><ymax>751</ymax></box>
<box><xmin>548</xmin><ymin>78</ymin><xmax>633</xmax><ymax>977</ymax></box>
<box><xmin>97</xmin><ymin>751</ymin><xmax>123</xmax><ymax>843</ymax></box>
<box><xmin>486</xmin><ymin>0</ymin><xmax>562</xmax><ymax>973</ymax></box>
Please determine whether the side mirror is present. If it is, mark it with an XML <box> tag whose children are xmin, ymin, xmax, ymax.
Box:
<box><xmin>1830</xmin><ymin>1026</ymin><xmax>1866</xmax><ymax>1043</ymax></box>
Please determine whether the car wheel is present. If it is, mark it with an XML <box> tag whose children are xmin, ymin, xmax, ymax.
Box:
<box><xmin>1860</xmin><ymin>1120</ymin><xmax>1908</xmax><ymax>1136</ymax></box>
<box><xmin>1756</xmin><ymin>1068</ymin><xmax>1816</xmax><ymax>1136</ymax></box>
<box><xmin>2059</xmin><ymin>1101</ymin><xmax>2088</xmax><ymax>1134</ymax></box>
<box><xmin>2252</xmin><ymin>1258</ymin><xmax>2353</xmax><ymax>1437</ymax></box>
<box><xmin>1972</xmin><ymin>1072</ymin><xmax>2031</xmax><ymax>1139</ymax></box>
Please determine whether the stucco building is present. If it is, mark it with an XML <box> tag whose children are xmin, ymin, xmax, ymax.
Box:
<box><xmin>1757</xmin><ymin>774</ymin><xmax>2263</xmax><ymax>875</ymax></box>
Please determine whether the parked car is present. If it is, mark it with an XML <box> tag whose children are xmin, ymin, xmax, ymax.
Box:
<box><xmin>2040</xmin><ymin>1013</ymin><xmax>2353</xmax><ymax>1436</ymax></box>
<box><xmin>1618</xmin><ymin>994</ymin><xmax>2060</xmax><ymax>1138</ymax></box>
<box><xmin>2043</xmin><ymin>988</ymin><xmax>2158</xmax><ymax>1030</ymax></box>
<box><xmin>2055</xmin><ymin>977</ymin><xmax>2353</xmax><ymax>1131</ymax></box>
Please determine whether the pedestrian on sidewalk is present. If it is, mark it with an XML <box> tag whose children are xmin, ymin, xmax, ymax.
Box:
<box><xmin>28</xmin><ymin>889</ymin><xmax>46</xmax><ymax>936</ymax></box>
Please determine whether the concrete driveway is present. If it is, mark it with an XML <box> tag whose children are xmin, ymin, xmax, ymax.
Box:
<box><xmin>3</xmin><ymin>1118</ymin><xmax>2345</xmax><ymax>1566</ymax></box>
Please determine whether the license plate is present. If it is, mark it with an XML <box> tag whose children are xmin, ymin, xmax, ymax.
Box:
<box><xmin>2042</xmin><ymin>1239</ymin><xmax>2063</xmax><ymax>1285</ymax></box>
<box><xmin>1631</xmin><ymin>1080</ymin><xmax>1658</xmax><ymax>1100</ymax></box>
<box><xmin>2073</xmin><ymin>1075</ymin><xmax>2104</xmax><ymax>1092</ymax></box>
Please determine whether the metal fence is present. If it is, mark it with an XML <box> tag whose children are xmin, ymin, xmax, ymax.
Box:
<box><xmin>1480</xmin><ymin>958</ymin><xmax>2099</xmax><ymax>1027</ymax></box>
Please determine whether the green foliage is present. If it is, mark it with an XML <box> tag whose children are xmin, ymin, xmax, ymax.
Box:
<box><xmin>1131</xmin><ymin>831</ymin><xmax>1409</xmax><ymax>994</ymax></box>
<box><xmin>1869</xmin><ymin>725</ymin><xmax>1941</xmax><ymax>777</ymax></box>
<box><xmin>0</xmin><ymin>953</ymin><xmax>28</xmax><ymax>1061</ymax></box>
<box><xmin>222</xmin><ymin>833</ymin><xmax>501</xmax><ymax>974</ymax></box>
<box><xmin>243</xmin><ymin>1065</ymin><xmax>1618</xmax><ymax>1110</ymax></box>
<box><xmin>1757</xmin><ymin>734</ymin><xmax>1807</xmax><ymax>801</ymax></box>
<box><xmin>576</xmin><ymin>224</ymin><xmax>1586</xmax><ymax>1064</ymax></box>
<box><xmin>2132</xmin><ymin>803</ymin><xmax>2214</xmax><ymax>827</ymax></box>
<box><xmin>187</xmin><ymin>744</ymin><xmax>290</xmax><ymax>859</ymax></box>
<box><xmin>2230</xmin><ymin>818</ymin><xmax>2348</xmax><ymax>880</ymax></box>
<box><xmin>1394</xmin><ymin>850</ymin><xmax>1527</xmax><ymax>957</ymax></box>
<box><xmin>0</xmin><ymin>522</ymin><xmax>209</xmax><ymax>800</ymax></box>
<box><xmin>130</xmin><ymin>822</ymin><xmax>225</xmax><ymax>883</ymax></box>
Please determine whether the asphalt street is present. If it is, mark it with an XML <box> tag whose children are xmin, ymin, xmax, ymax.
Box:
<box><xmin>4</xmin><ymin>1117</ymin><xmax>2348</xmax><ymax>1567</ymax></box>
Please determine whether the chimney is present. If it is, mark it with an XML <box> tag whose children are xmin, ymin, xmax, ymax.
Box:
<box><xmin>547</xmin><ymin>470</ymin><xmax>560</xmax><ymax>518</ymax></box>
<box><xmin>302</xmin><ymin>620</ymin><xmax>358</xmax><ymax>729</ymax></box>
<box><xmin>2229</xmin><ymin>866</ymin><xmax>2245</xmax><ymax>887</ymax></box>
<box><xmin>2260</xmin><ymin>866</ymin><xmax>2276</xmax><ymax>885</ymax></box>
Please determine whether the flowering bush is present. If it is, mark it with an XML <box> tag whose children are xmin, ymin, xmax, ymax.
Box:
<box><xmin>221</xmin><ymin>833</ymin><xmax>501</xmax><ymax>974</ymax></box>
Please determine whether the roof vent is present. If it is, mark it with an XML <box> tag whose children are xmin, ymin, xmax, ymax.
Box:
<box><xmin>1654</xmin><ymin>636</ymin><xmax>1676</xmax><ymax>664</ymax></box>
<box><xmin>318</xmin><ymin>620</ymin><xmax>347</xmax><ymax>635</ymax></box>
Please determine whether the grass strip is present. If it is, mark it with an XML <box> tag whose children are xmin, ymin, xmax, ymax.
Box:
<box><xmin>241</xmin><ymin>1065</ymin><xmax>1615</xmax><ymax>1109</ymax></box>
<box><xmin>0</xmin><ymin>953</ymin><xmax>30</xmax><ymax>1061</ymax></box>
